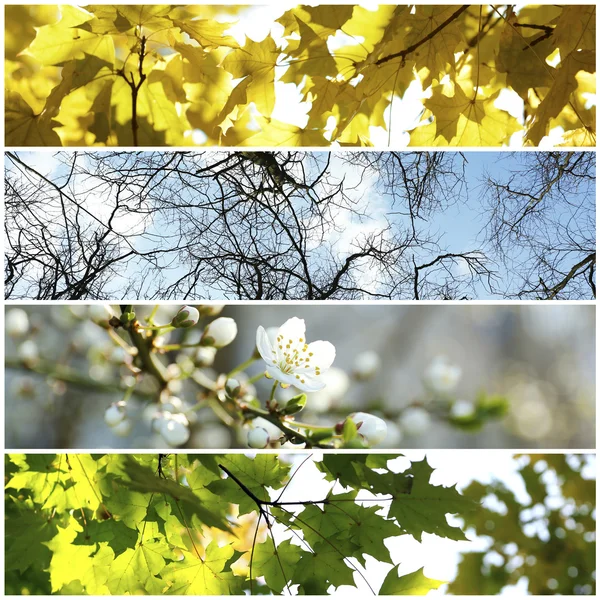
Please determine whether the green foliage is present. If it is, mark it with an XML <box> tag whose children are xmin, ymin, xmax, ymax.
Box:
<box><xmin>450</xmin><ymin>454</ymin><xmax>596</xmax><ymax>595</ymax></box>
<box><xmin>5</xmin><ymin>453</ymin><xmax>471</xmax><ymax>595</ymax></box>
<box><xmin>5</xmin><ymin>4</ymin><xmax>595</xmax><ymax>147</ymax></box>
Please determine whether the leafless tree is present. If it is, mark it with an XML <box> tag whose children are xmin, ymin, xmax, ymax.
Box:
<box><xmin>481</xmin><ymin>151</ymin><xmax>595</xmax><ymax>299</ymax></box>
<box><xmin>5</xmin><ymin>150</ymin><xmax>592</xmax><ymax>300</ymax></box>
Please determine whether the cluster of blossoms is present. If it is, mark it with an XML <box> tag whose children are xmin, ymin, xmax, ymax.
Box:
<box><xmin>7</xmin><ymin>305</ymin><xmax>505</xmax><ymax>450</ymax></box>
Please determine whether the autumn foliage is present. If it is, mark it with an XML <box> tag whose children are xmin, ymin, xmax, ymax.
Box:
<box><xmin>5</xmin><ymin>4</ymin><xmax>596</xmax><ymax>147</ymax></box>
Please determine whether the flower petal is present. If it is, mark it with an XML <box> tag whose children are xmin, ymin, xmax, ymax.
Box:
<box><xmin>305</xmin><ymin>340</ymin><xmax>336</xmax><ymax>370</ymax></box>
<box><xmin>294</xmin><ymin>374</ymin><xmax>326</xmax><ymax>392</ymax></box>
<box><xmin>256</xmin><ymin>326</ymin><xmax>274</xmax><ymax>363</ymax></box>
<box><xmin>277</xmin><ymin>317</ymin><xmax>306</xmax><ymax>346</ymax></box>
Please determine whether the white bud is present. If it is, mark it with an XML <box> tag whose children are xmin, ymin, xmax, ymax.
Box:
<box><xmin>450</xmin><ymin>399</ymin><xmax>476</xmax><ymax>418</ymax></box>
<box><xmin>6</xmin><ymin>309</ymin><xmax>29</xmax><ymax>337</ymax></box>
<box><xmin>161</xmin><ymin>416</ymin><xmax>190</xmax><ymax>446</ymax></box>
<box><xmin>17</xmin><ymin>340</ymin><xmax>38</xmax><ymax>363</ymax></box>
<box><xmin>89</xmin><ymin>304</ymin><xmax>115</xmax><ymax>321</ymax></box>
<box><xmin>104</xmin><ymin>401</ymin><xmax>127</xmax><ymax>426</ymax></box>
<box><xmin>202</xmin><ymin>317</ymin><xmax>238</xmax><ymax>348</ymax></box>
<box><xmin>161</xmin><ymin>396</ymin><xmax>184</xmax><ymax>413</ymax></box>
<box><xmin>172</xmin><ymin>305</ymin><xmax>200</xmax><ymax>328</ymax></box>
<box><xmin>425</xmin><ymin>356</ymin><xmax>462</xmax><ymax>394</ymax></box>
<box><xmin>109</xmin><ymin>347</ymin><xmax>128</xmax><ymax>364</ymax></box>
<box><xmin>353</xmin><ymin>350</ymin><xmax>381</xmax><ymax>380</ymax></box>
<box><xmin>195</xmin><ymin>346</ymin><xmax>217</xmax><ymax>367</ymax></box>
<box><xmin>199</xmin><ymin>305</ymin><xmax>224</xmax><ymax>316</ymax></box>
<box><xmin>399</xmin><ymin>407</ymin><xmax>431</xmax><ymax>436</ymax></box>
<box><xmin>247</xmin><ymin>427</ymin><xmax>270</xmax><ymax>449</ymax></box>
<box><xmin>111</xmin><ymin>418</ymin><xmax>132</xmax><ymax>437</ymax></box>
<box><xmin>349</xmin><ymin>412</ymin><xmax>388</xmax><ymax>446</ymax></box>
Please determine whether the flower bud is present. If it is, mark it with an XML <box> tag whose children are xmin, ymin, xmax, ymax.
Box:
<box><xmin>247</xmin><ymin>427</ymin><xmax>270</xmax><ymax>449</ymax></box>
<box><xmin>18</xmin><ymin>340</ymin><xmax>39</xmax><ymax>364</ymax></box>
<box><xmin>199</xmin><ymin>305</ymin><xmax>224</xmax><ymax>317</ymax></box>
<box><xmin>195</xmin><ymin>346</ymin><xmax>217</xmax><ymax>367</ymax></box>
<box><xmin>353</xmin><ymin>350</ymin><xmax>381</xmax><ymax>380</ymax></box>
<box><xmin>225</xmin><ymin>378</ymin><xmax>242</xmax><ymax>399</ymax></box>
<box><xmin>399</xmin><ymin>407</ymin><xmax>431</xmax><ymax>436</ymax></box>
<box><xmin>161</xmin><ymin>413</ymin><xmax>190</xmax><ymax>446</ymax></box>
<box><xmin>450</xmin><ymin>399</ymin><xmax>476</xmax><ymax>418</ymax></box>
<box><xmin>171</xmin><ymin>305</ymin><xmax>200</xmax><ymax>328</ymax></box>
<box><xmin>104</xmin><ymin>401</ymin><xmax>127</xmax><ymax>426</ymax></box>
<box><xmin>89</xmin><ymin>305</ymin><xmax>115</xmax><ymax>322</ymax></box>
<box><xmin>348</xmin><ymin>412</ymin><xmax>387</xmax><ymax>446</ymax></box>
<box><xmin>6</xmin><ymin>309</ymin><xmax>29</xmax><ymax>338</ymax></box>
<box><xmin>201</xmin><ymin>317</ymin><xmax>238</xmax><ymax>348</ymax></box>
<box><xmin>111</xmin><ymin>419</ymin><xmax>132</xmax><ymax>437</ymax></box>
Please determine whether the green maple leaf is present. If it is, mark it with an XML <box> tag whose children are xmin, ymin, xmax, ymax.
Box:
<box><xmin>347</xmin><ymin>504</ymin><xmax>394</xmax><ymax>565</ymax></box>
<box><xmin>106</xmin><ymin>539</ymin><xmax>168</xmax><ymax>594</ymax></box>
<box><xmin>294</xmin><ymin>541</ymin><xmax>356</xmax><ymax>591</ymax></box>
<box><xmin>251</xmin><ymin>537</ymin><xmax>301</xmax><ymax>594</ymax></box>
<box><xmin>5</xmin><ymin>499</ymin><xmax>57</xmax><ymax>574</ymax></box>
<box><xmin>379</xmin><ymin>566</ymin><xmax>444</xmax><ymax>595</ymax></box>
<box><xmin>116</xmin><ymin>455</ymin><xmax>228</xmax><ymax>530</ymax></box>
<box><xmin>43</xmin><ymin>515</ymin><xmax>114</xmax><ymax>593</ymax></box>
<box><xmin>389</xmin><ymin>458</ymin><xmax>475</xmax><ymax>541</ymax></box>
<box><xmin>209</xmin><ymin>454</ymin><xmax>290</xmax><ymax>516</ymax></box>
<box><xmin>160</xmin><ymin>541</ymin><xmax>242</xmax><ymax>595</ymax></box>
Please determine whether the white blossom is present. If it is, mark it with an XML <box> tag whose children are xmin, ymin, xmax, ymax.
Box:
<box><xmin>308</xmin><ymin>368</ymin><xmax>350</xmax><ymax>412</ymax></box>
<box><xmin>425</xmin><ymin>356</ymin><xmax>462</xmax><ymax>393</ymax></box>
<box><xmin>353</xmin><ymin>350</ymin><xmax>381</xmax><ymax>380</ymax></box>
<box><xmin>256</xmin><ymin>317</ymin><xmax>335</xmax><ymax>392</ymax></box>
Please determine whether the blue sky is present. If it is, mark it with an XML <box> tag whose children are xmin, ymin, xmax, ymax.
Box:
<box><xmin>5</xmin><ymin>150</ymin><xmax>595</xmax><ymax>299</ymax></box>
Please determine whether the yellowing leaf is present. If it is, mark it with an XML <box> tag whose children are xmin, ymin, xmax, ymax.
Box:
<box><xmin>234</xmin><ymin>116</ymin><xmax>329</xmax><ymax>147</ymax></box>
<box><xmin>173</xmin><ymin>18</ymin><xmax>240</xmax><ymax>49</ymax></box>
<box><xmin>25</xmin><ymin>6</ymin><xmax>114</xmax><ymax>66</ymax></box>
<box><xmin>527</xmin><ymin>50</ymin><xmax>595</xmax><ymax>145</ymax></box>
<box><xmin>409</xmin><ymin>85</ymin><xmax>521</xmax><ymax>146</ymax></box>
<box><xmin>5</xmin><ymin>90</ymin><xmax>61</xmax><ymax>145</ymax></box>
<box><xmin>380</xmin><ymin>566</ymin><xmax>444</xmax><ymax>595</ymax></box>
<box><xmin>553</xmin><ymin>5</ymin><xmax>596</xmax><ymax>56</ymax></box>
<box><xmin>222</xmin><ymin>37</ymin><xmax>279</xmax><ymax>116</ymax></box>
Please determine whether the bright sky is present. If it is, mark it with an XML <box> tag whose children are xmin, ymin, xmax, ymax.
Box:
<box><xmin>6</xmin><ymin>150</ymin><xmax>593</xmax><ymax>300</ymax></box>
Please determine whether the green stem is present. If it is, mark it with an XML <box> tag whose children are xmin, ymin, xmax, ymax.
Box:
<box><xmin>240</xmin><ymin>404</ymin><xmax>334</xmax><ymax>449</ymax></box>
<box><xmin>269</xmin><ymin>382</ymin><xmax>277</xmax><ymax>403</ymax></box>
<box><xmin>119</xmin><ymin>307</ymin><xmax>168</xmax><ymax>386</ymax></box>
<box><xmin>247</xmin><ymin>372</ymin><xmax>265</xmax><ymax>384</ymax></box>
<box><xmin>147</xmin><ymin>305</ymin><xmax>160</xmax><ymax>325</ymax></box>
<box><xmin>287</xmin><ymin>420</ymin><xmax>334</xmax><ymax>432</ymax></box>
<box><xmin>6</xmin><ymin>358</ymin><xmax>153</xmax><ymax>398</ymax></box>
<box><xmin>227</xmin><ymin>356</ymin><xmax>258</xmax><ymax>378</ymax></box>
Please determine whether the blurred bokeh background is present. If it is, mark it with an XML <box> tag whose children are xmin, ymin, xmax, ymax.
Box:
<box><xmin>5</xmin><ymin>304</ymin><xmax>595</xmax><ymax>449</ymax></box>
